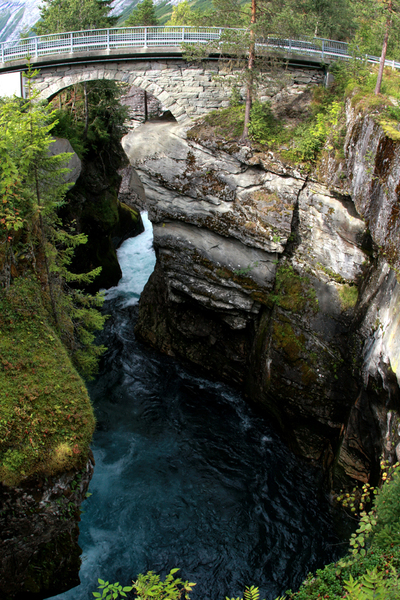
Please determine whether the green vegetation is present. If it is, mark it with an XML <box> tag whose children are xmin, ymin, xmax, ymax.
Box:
<box><xmin>0</xmin><ymin>73</ymin><xmax>104</xmax><ymax>485</ymax></box>
<box><xmin>227</xmin><ymin>585</ymin><xmax>286</xmax><ymax>600</ymax></box>
<box><xmin>0</xmin><ymin>276</ymin><xmax>95</xmax><ymax>486</ymax></box>
<box><xmin>165</xmin><ymin>0</ymin><xmax>212</xmax><ymax>26</ymax></box>
<box><xmin>0</xmin><ymin>78</ymin><xmax>107</xmax><ymax>376</ymax></box>
<box><xmin>270</xmin><ymin>262</ymin><xmax>319</xmax><ymax>314</ymax></box>
<box><xmin>34</xmin><ymin>0</ymin><xmax>116</xmax><ymax>34</ymax></box>
<box><xmin>51</xmin><ymin>80</ymin><xmax>129</xmax><ymax>159</ymax></box>
<box><xmin>124</xmin><ymin>0</ymin><xmax>158</xmax><ymax>27</ymax></box>
<box><xmin>286</xmin><ymin>464</ymin><xmax>400</xmax><ymax>599</ymax></box>
<box><xmin>93</xmin><ymin>569</ymin><xmax>196</xmax><ymax>600</ymax></box>
<box><xmin>189</xmin><ymin>56</ymin><xmax>400</xmax><ymax>170</ymax></box>
<box><xmin>189</xmin><ymin>85</ymin><xmax>343</xmax><ymax>166</ymax></box>
<box><xmin>337</xmin><ymin>284</ymin><xmax>359</xmax><ymax>311</ymax></box>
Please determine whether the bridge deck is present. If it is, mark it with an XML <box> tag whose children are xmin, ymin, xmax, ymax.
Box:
<box><xmin>1</xmin><ymin>27</ymin><xmax>398</xmax><ymax>74</ymax></box>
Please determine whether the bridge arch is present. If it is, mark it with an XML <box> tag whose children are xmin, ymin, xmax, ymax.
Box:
<box><xmin>37</xmin><ymin>66</ymin><xmax>182</xmax><ymax>120</ymax></box>
<box><xmin>33</xmin><ymin>59</ymin><xmax>226</xmax><ymax>123</ymax></box>
<box><xmin>32</xmin><ymin>58</ymin><xmax>325</xmax><ymax>124</ymax></box>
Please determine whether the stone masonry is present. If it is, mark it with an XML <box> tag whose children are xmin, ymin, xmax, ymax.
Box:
<box><xmin>33</xmin><ymin>58</ymin><xmax>324</xmax><ymax>123</ymax></box>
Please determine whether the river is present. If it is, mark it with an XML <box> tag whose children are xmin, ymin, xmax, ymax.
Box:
<box><xmin>52</xmin><ymin>213</ymin><xmax>343</xmax><ymax>600</ymax></box>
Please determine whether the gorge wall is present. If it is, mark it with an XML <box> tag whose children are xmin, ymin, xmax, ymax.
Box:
<box><xmin>0</xmin><ymin>135</ymin><xmax>143</xmax><ymax>599</ymax></box>
<box><xmin>122</xmin><ymin>102</ymin><xmax>400</xmax><ymax>489</ymax></box>
<box><xmin>0</xmin><ymin>456</ymin><xmax>94</xmax><ymax>600</ymax></box>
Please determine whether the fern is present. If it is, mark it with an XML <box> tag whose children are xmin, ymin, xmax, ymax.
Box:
<box><xmin>226</xmin><ymin>586</ymin><xmax>285</xmax><ymax>600</ymax></box>
<box><xmin>344</xmin><ymin>567</ymin><xmax>400</xmax><ymax>600</ymax></box>
<box><xmin>244</xmin><ymin>586</ymin><xmax>260</xmax><ymax>600</ymax></box>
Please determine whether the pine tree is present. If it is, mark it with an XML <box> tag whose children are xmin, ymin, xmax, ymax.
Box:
<box><xmin>34</xmin><ymin>0</ymin><xmax>116</xmax><ymax>35</ymax></box>
<box><xmin>124</xmin><ymin>0</ymin><xmax>158</xmax><ymax>27</ymax></box>
<box><xmin>0</xmin><ymin>69</ymin><xmax>106</xmax><ymax>378</ymax></box>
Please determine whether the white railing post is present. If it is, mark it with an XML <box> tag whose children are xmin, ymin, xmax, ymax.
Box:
<box><xmin>1</xmin><ymin>28</ymin><xmax>400</xmax><ymax>70</ymax></box>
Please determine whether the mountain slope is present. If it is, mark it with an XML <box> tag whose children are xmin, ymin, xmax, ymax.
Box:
<box><xmin>0</xmin><ymin>0</ymin><xmax>190</xmax><ymax>43</ymax></box>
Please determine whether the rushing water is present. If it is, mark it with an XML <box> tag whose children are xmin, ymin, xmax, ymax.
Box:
<box><xmin>53</xmin><ymin>213</ymin><xmax>343</xmax><ymax>600</ymax></box>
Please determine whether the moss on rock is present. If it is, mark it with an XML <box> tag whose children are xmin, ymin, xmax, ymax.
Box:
<box><xmin>0</xmin><ymin>276</ymin><xmax>95</xmax><ymax>487</ymax></box>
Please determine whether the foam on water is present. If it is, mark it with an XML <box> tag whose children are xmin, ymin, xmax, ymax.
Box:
<box><xmin>105</xmin><ymin>212</ymin><xmax>155</xmax><ymax>307</ymax></box>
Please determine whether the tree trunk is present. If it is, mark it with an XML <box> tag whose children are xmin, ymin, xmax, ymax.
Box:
<box><xmin>144</xmin><ymin>89</ymin><xmax>148</xmax><ymax>122</ymax></box>
<box><xmin>375</xmin><ymin>6</ymin><xmax>392</xmax><ymax>95</ymax></box>
<box><xmin>241</xmin><ymin>0</ymin><xmax>256</xmax><ymax>141</ymax></box>
<box><xmin>83</xmin><ymin>82</ymin><xmax>89</xmax><ymax>139</ymax></box>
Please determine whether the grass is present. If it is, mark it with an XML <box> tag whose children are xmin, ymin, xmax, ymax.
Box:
<box><xmin>203</xmin><ymin>105</ymin><xmax>246</xmax><ymax>140</ymax></box>
<box><xmin>337</xmin><ymin>284</ymin><xmax>358</xmax><ymax>311</ymax></box>
<box><xmin>0</xmin><ymin>276</ymin><xmax>95</xmax><ymax>486</ymax></box>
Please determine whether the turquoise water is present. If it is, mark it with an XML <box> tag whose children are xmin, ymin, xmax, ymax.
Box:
<box><xmin>52</xmin><ymin>213</ymin><xmax>341</xmax><ymax>600</ymax></box>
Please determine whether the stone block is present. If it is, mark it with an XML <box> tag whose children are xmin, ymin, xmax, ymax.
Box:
<box><xmin>181</xmin><ymin>92</ymin><xmax>199</xmax><ymax>99</ymax></box>
<box><xmin>150</xmin><ymin>62</ymin><xmax>169</xmax><ymax>70</ymax></box>
<box><xmin>131</xmin><ymin>76</ymin><xmax>144</xmax><ymax>87</ymax></box>
<box><xmin>161</xmin><ymin>96</ymin><xmax>176</xmax><ymax>108</ymax></box>
<box><xmin>158</xmin><ymin>90</ymin><xmax>171</xmax><ymax>102</ymax></box>
<box><xmin>169</xmin><ymin>103</ymin><xmax>186</xmax><ymax>117</ymax></box>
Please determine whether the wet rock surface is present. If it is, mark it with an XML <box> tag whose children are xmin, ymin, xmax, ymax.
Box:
<box><xmin>124</xmin><ymin>117</ymin><xmax>400</xmax><ymax>488</ymax></box>
<box><xmin>0</xmin><ymin>456</ymin><xmax>94</xmax><ymax>600</ymax></box>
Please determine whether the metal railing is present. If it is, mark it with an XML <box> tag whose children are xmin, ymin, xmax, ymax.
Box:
<box><xmin>1</xmin><ymin>26</ymin><xmax>399</xmax><ymax>70</ymax></box>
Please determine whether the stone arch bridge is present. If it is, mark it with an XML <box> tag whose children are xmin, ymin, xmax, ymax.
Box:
<box><xmin>31</xmin><ymin>57</ymin><xmax>324</xmax><ymax>122</ymax></box>
<box><xmin>0</xmin><ymin>27</ymin><xmax>343</xmax><ymax>121</ymax></box>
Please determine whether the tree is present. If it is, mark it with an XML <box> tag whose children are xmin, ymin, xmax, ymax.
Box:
<box><xmin>0</xmin><ymin>70</ymin><xmax>106</xmax><ymax>378</ymax></box>
<box><xmin>34</xmin><ymin>0</ymin><xmax>116</xmax><ymax>34</ymax></box>
<box><xmin>242</xmin><ymin>0</ymin><xmax>256</xmax><ymax>140</ymax></box>
<box><xmin>255</xmin><ymin>0</ymin><xmax>354</xmax><ymax>40</ymax></box>
<box><xmin>374</xmin><ymin>0</ymin><xmax>394</xmax><ymax>93</ymax></box>
<box><xmin>165</xmin><ymin>1</ymin><xmax>212</xmax><ymax>27</ymax></box>
<box><xmin>350</xmin><ymin>0</ymin><xmax>400</xmax><ymax>94</ymax></box>
<box><xmin>124</xmin><ymin>0</ymin><xmax>158</xmax><ymax>27</ymax></box>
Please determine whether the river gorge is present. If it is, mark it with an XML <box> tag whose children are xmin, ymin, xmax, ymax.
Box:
<box><xmin>51</xmin><ymin>214</ymin><xmax>344</xmax><ymax>600</ymax></box>
<box><xmin>2</xmin><ymin>78</ymin><xmax>400</xmax><ymax>600</ymax></box>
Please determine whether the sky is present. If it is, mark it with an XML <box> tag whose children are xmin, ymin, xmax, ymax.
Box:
<box><xmin>0</xmin><ymin>71</ymin><xmax>23</xmax><ymax>96</ymax></box>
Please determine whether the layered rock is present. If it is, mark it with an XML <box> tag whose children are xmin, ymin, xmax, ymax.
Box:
<box><xmin>123</xmin><ymin>114</ymin><xmax>400</xmax><ymax>488</ymax></box>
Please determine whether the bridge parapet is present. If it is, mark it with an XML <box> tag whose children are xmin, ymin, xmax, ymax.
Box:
<box><xmin>1</xmin><ymin>27</ymin><xmax>399</xmax><ymax>71</ymax></box>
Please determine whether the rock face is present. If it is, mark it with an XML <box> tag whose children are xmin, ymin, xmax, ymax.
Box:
<box><xmin>62</xmin><ymin>140</ymin><xmax>144</xmax><ymax>292</ymax></box>
<box><xmin>48</xmin><ymin>137</ymin><xmax>82</xmax><ymax>185</ymax></box>
<box><xmin>124</xmin><ymin>115</ymin><xmax>400</xmax><ymax>488</ymax></box>
<box><xmin>0</xmin><ymin>455</ymin><xmax>94</xmax><ymax>600</ymax></box>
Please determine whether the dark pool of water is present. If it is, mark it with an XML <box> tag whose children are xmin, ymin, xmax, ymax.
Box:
<box><xmin>52</xmin><ymin>215</ymin><xmax>343</xmax><ymax>600</ymax></box>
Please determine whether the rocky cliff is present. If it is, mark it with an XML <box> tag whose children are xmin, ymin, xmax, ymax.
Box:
<box><xmin>0</xmin><ymin>137</ymin><xmax>131</xmax><ymax>600</ymax></box>
<box><xmin>0</xmin><ymin>456</ymin><xmax>94</xmax><ymax>600</ymax></box>
<box><xmin>122</xmin><ymin>107</ymin><xmax>400</xmax><ymax>489</ymax></box>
